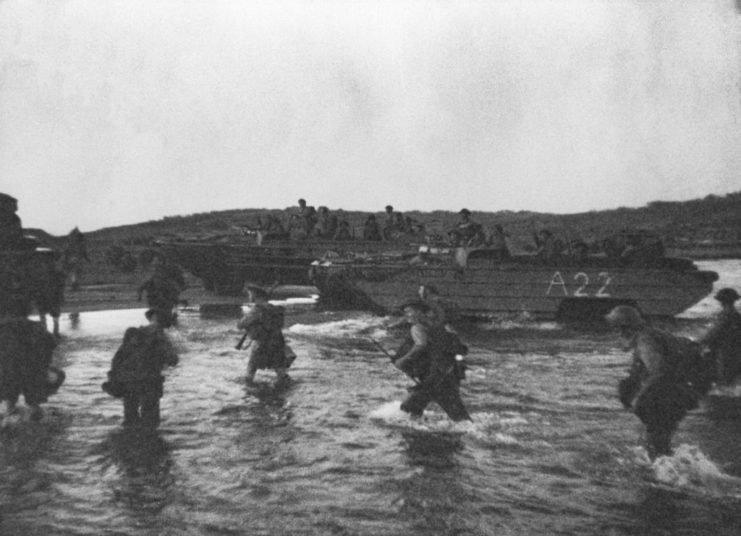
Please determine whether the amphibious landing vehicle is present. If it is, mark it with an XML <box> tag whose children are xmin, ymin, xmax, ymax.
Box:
<box><xmin>309</xmin><ymin>245</ymin><xmax>719</xmax><ymax>320</ymax></box>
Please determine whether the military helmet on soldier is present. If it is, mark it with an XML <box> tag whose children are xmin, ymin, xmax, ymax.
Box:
<box><xmin>605</xmin><ymin>305</ymin><xmax>645</xmax><ymax>327</ymax></box>
<box><xmin>714</xmin><ymin>287</ymin><xmax>740</xmax><ymax>304</ymax></box>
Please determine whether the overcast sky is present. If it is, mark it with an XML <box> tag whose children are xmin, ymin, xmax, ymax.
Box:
<box><xmin>1</xmin><ymin>0</ymin><xmax>740</xmax><ymax>234</ymax></box>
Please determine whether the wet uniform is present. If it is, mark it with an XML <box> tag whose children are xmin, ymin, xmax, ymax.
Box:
<box><xmin>0</xmin><ymin>318</ymin><xmax>57</xmax><ymax>411</ymax></box>
<box><xmin>396</xmin><ymin>321</ymin><xmax>470</xmax><ymax>422</ymax></box>
<box><xmin>107</xmin><ymin>322</ymin><xmax>179</xmax><ymax>427</ymax></box>
<box><xmin>700</xmin><ymin>308</ymin><xmax>741</xmax><ymax>385</ymax></box>
<box><xmin>621</xmin><ymin>327</ymin><xmax>702</xmax><ymax>459</ymax></box>
<box><xmin>238</xmin><ymin>302</ymin><xmax>291</xmax><ymax>381</ymax></box>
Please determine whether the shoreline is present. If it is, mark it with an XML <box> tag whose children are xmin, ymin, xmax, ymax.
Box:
<box><xmin>58</xmin><ymin>283</ymin><xmax>318</xmax><ymax>314</ymax></box>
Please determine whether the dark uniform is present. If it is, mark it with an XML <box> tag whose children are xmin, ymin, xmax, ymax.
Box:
<box><xmin>106</xmin><ymin>310</ymin><xmax>179</xmax><ymax>427</ymax></box>
<box><xmin>0</xmin><ymin>196</ymin><xmax>63</xmax><ymax>423</ymax></box>
<box><xmin>137</xmin><ymin>256</ymin><xmax>186</xmax><ymax>328</ymax></box>
<box><xmin>451</xmin><ymin>209</ymin><xmax>486</xmax><ymax>247</ymax></box>
<box><xmin>394</xmin><ymin>302</ymin><xmax>471</xmax><ymax>422</ymax></box>
<box><xmin>237</xmin><ymin>288</ymin><xmax>293</xmax><ymax>383</ymax></box>
<box><xmin>333</xmin><ymin>220</ymin><xmax>353</xmax><ymax>241</ymax></box>
<box><xmin>700</xmin><ymin>288</ymin><xmax>741</xmax><ymax>385</ymax></box>
<box><xmin>534</xmin><ymin>229</ymin><xmax>564</xmax><ymax>262</ymax></box>
<box><xmin>0</xmin><ymin>318</ymin><xmax>57</xmax><ymax>421</ymax></box>
<box><xmin>363</xmin><ymin>215</ymin><xmax>382</xmax><ymax>241</ymax></box>
<box><xmin>607</xmin><ymin>305</ymin><xmax>706</xmax><ymax>460</ymax></box>
<box><xmin>30</xmin><ymin>250</ymin><xmax>66</xmax><ymax>337</ymax></box>
<box><xmin>63</xmin><ymin>227</ymin><xmax>90</xmax><ymax>290</ymax></box>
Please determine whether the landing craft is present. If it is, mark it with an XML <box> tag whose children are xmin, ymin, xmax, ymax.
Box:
<box><xmin>156</xmin><ymin>228</ymin><xmax>718</xmax><ymax>320</ymax></box>
<box><xmin>309</xmin><ymin>245</ymin><xmax>719</xmax><ymax>320</ymax></box>
<box><xmin>156</xmin><ymin>230</ymin><xmax>419</xmax><ymax>295</ymax></box>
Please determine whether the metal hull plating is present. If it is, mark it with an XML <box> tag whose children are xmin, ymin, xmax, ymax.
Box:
<box><xmin>158</xmin><ymin>237</ymin><xmax>417</xmax><ymax>295</ymax></box>
<box><xmin>313</xmin><ymin>251</ymin><xmax>719</xmax><ymax>319</ymax></box>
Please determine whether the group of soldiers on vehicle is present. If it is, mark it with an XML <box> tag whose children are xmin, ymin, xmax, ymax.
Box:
<box><xmin>250</xmin><ymin>198</ymin><xmax>670</xmax><ymax>268</ymax></box>
<box><xmin>253</xmin><ymin>199</ymin><xmax>427</xmax><ymax>242</ymax></box>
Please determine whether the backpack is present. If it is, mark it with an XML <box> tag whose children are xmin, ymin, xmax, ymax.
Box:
<box><xmin>440</xmin><ymin>330</ymin><xmax>468</xmax><ymax>380</ymax></box>
<box><xmin>662</xmin><ymin>332</ymin><xmax>714</xmax><ymax>399</ymax></box>
<box><xmin>109</xmin><ymin>327</ymin><xmax>159</xmax><ymax>383</ymax></box>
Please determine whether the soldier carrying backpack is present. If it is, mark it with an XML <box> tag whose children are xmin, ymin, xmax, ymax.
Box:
<box><xmin>237</xmin><ymin>286</ymin><xmax>296</xmax><ymax>384</ymax></box>
<box><xmin>607</xmin><ymin>305</ymin><xmax>713</xmax><ymax>460</ymax></box>
<box><xmin>103</xmin><ymin>309</ymin><xmax>179</xmax><ymax>428</ymax></box>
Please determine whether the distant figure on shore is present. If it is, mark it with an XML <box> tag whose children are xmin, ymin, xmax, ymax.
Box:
<box><xmin>31</xmin><ymin>250</ymin><xmax>66</xmax><ymax>338</ymax></box>
<box><xmin>63</xmin><ymin>227</ymin><xmax>90</xmax><ymax>291</ymax></box>
<box><xmin>699</xmin><ymin>288</ymin><xmax>741</xmax><ymax>386</ymax></box>
<box><xmin>137</xmin><ymin>253</ymin><xmax>186</xmax><ymax>328</ymax></box>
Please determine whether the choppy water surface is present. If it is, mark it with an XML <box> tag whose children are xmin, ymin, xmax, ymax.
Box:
<box><xmin>2</xmin><ymin>260</ymin><xmax>741</xmax><ymax>535</ymax></box>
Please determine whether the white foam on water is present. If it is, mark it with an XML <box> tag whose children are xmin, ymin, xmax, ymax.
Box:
<box><xmin>709</xmin><ymin>384</ymin><xmax>741</xmax><ymax>397</ymax></box>
<box><xmin>649</xmin><ymin>444</ymin><xmax>741</xmax><ymax>496</ymax></box>
<box><xmin>479</xmin><ymin>316</ymin><xmax>561</xmax><ymax>331</ymax></box>
<box><xmin>369</xmin><ymin>401</ymin><xmax>471</xmax><ymax>435</ymax></box>
<box><xmin>465</xmin><ymin>412</ymin><xmax>524</xmax><ymax>445</ymax></box>
<box><xmin>369</xmin><ymin>400</ymin><xmax>407</xmax><ymax>421</ymax></box>
<box><xmin>287</xmin><ymin>316</ymin><xmax>386</xmax><ymax>337</ymax></box>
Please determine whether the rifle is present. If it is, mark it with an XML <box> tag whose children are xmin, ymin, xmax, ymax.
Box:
<box><xmin>367</xmin><ymin>337</ymin><xmax>422</xmax><ymax>386</ymax></box>
<box><xmin>367</xmin><ymin>337</ymin><xmax>396</xmax><ymax>362</ymax></box>
<box><xmin>235</xmin><ymin>333</ymin><xmax>252</xmax><ymax>350</ymax></box>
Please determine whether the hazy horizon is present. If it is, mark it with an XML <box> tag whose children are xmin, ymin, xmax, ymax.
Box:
<box><xmin>2</xmin><ymin>0</ymin><xmax>740</xmax><ymax>234</ymax></box>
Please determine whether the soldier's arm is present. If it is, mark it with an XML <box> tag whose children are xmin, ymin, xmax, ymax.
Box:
<box><xmin>633</xmin><ymin>333</ymin><xmax>668</xmax><ymax>392</ymax></box>
<box><xmin>237</xmin><ymin>309</ymin><xmax>259</xmax><ymax>332</ymax></box>
<box><xmin>394</xmin><ymin>325</ymin><xmax>428</xmax><ymax>371</ymax></box>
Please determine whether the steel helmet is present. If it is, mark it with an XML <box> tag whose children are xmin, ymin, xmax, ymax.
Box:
<box><xmin>715</xmin><ymin>288</ymin><xmax>740</xmax><ymax>304</ymax></box>
<box><xmin>605</xmin><ymin>305</ymin><xmax>645</xmax><ymax>327</ymax></box>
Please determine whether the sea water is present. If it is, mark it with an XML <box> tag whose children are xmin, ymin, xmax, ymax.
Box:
<box><xmin>1</xmin><ymin>260</ymin><xmax>741</xmax><ymax>535</ymax></box>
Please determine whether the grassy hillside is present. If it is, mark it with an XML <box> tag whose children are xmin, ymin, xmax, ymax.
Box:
<box><xmin>27</xmin><ymin>191</ymin><xmax>741</xmax><ymax>286</ymax></box>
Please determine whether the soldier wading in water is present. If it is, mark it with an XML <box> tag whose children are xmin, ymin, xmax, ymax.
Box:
<box><xmin>698</xmin><ymin>287</ymin><xmax>741</xmax><ymax>386</ymax></box>
<box><xmin>237</xmin><ymin>286</ymin><xmax>296</xmax><ymax>384</ymax></box>
<box><xmin>392</xmin><ymin>300</ymin><xmax>471</xmax><ymax>422</ymax></box>
<box><xmin>0</xmin><ymin>193</ymin><xmax>66</xmax><ymax>425</ymax></box>
<box><xmin>103</xmin><ymin>308</ymin><xmax>179</xmax><ymax>428</ymax></box>
<box><xmin>606</xmin><ymin>305</ymin><xmax>713</xmax><ymax>460</ymax></box>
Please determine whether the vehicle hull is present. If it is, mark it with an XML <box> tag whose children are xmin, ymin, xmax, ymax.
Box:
<box><xmin>311</xmin><ymin>251</ymin><xmax>718</xmax><ymax>320</ymax></box>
